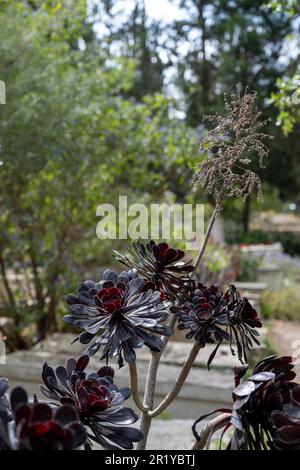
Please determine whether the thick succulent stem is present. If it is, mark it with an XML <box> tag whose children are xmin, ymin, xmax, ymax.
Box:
<box><xmin>136</xmin><ymin>351</ymin><xmax>161</xmax><ymax>449</ymax></box>
<box><xmin>191</xmin><ymin>413</ymin><xmax>231</xmax><ymax>450</ymax></box>
<box><xmin>137</xmin><ymin>314</ymin><xmax>177</xmax><ymax>450</ymax></box>
<box><xmin>150</xmin><ymin>341</ymin><xmax>200</xmax><ymax>417</ymax></box>
<box><xmin>129</xmin><ymin>362</ymin><xmax>149</xmax><ymax>413</ymax></box>
<box><xmin>137</xmin><ymin>205</ymin><xmax>219</xmax><ymax>447</ymax></box>
<box><xmin>193</xmin><ymin>206</ymin><xmax>219</xmax><ymax>272</ymax></box>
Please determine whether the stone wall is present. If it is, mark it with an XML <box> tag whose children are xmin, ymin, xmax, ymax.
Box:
<box><xmin>0</xmin><ymin>332</ymin><xmax>265</xmax><ymax>419</ymax></box>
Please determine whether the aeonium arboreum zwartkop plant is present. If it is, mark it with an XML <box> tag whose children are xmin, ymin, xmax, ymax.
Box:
<box><xmin>1</xmin><ymin>87</ymin><xmax>299</xmax><ymax>451</ymax></box>
<box><xmin>192</xmin><ymin>356</ymin><xmax>300</xmax><ymax>450</ymax></box>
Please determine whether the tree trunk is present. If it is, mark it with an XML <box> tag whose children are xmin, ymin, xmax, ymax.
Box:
<box><xmin>44</xmin><ymin>292</ymin><xmax>58</xmax><ymax>337</ymax></box>
<box><xmin>197</xmin><ymin>0</ymin><xmax>211</xmax><ymax>110</ymax></box>
<box><xmin>39</xmin><ymin>268</ymin><xmax>60</xmax><ymax>338</ymax></box>
<box><xmin>28</xmin><ymin>247</ymin><xmax>45</xmax><ymax>312</ymax></box>
<box><xmin>242</xmin><ymin>196</ymin><xmax>251</xmax><ymax>233</ymax></box>
<box><xmin>0</xmin><ymin>253</ymin><xmax>17</xmax><ymax>309</ymax></box>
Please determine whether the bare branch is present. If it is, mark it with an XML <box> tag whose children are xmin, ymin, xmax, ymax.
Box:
<box><xmin>192</xmin><ymin>413</ymin><xmax>231</xmax><ymax>450</ymax></box>
<box><xmin>150</xmin><ymin>341</ymin><xmax>200</xmax><ymax>417</ymax></box>
<box><xmin>194</xmin><ymin>206</ymin><xmax>219</xmax><ymax>272</ymax></box>
<box><xmin>137</xmin><ymin>314</ymin><xmax>177</xmax><ymax>450</ymax></box>
<box><xmin>129</xmin><ymin>362</ymin><xmax>149</xmax><ymax>413</ymax></box>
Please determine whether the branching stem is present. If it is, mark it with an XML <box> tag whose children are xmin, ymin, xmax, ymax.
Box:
<box><xmin>150</xmin><ymin>341</ymin><xmax>200</xmax><ymax>417</ymax></box>
<box><xmin>136</xmin><ymin>314</ymin><xmax>177</xmax><ymax>450</ymax></box>
<box><xmin>135</xmin><ymin>204</ymin><xmax>219</xmax><ymax>448</ymax></box>
<box><xmin>193</xmin><ymin>206</ymin><xmax>219</xmax><ymax>272</ymax></box>
<box><xmin>129</xmin><ymin>362</ymin><xmax>149</xmax><ymax>413</ymax></box>
<box><xmin>191</xmin><ymin>413</ymin><xmax>231</xmax><ymax>450</ymax></box>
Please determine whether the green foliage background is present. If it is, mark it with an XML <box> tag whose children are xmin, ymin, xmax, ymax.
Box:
<box><xmin>0</xmin><ymin>0</ymin><xmax>299</xmax><ymax>341</ymax></box>
<box><xmin>0</xmin><ymin>1</ymin><xmax>197</xmax><ymax>338</ymax></box>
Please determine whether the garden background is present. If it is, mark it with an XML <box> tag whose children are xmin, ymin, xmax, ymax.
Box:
<box><xmin>0</xmin><ymin>0</ymin><xmax>300</xmax><ymax>434</ymax></box>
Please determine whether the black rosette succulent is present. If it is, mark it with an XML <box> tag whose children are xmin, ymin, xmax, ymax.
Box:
<box><xmin>192</xmin><ymin>356</ymin><xmax>300</xmax><ymax>450</ymax></box>
<box><xmin>41</xmin><ymin>355</ymin><xmax>143</xmax><ymax>450</ymax></box>
<box><xmin>171</xmin><ymin>283</ymin><xmax>262</xmax><ymax>368</ymax></box>
<box><xmin>9</xmin><ymin>386</ymin><xmax>86</xmax><ymax>450</ymax></box>
<box><xmin>64</xmin><ymin>268</ymin><xmax>171</xmax><ymax>367</ymax></box>
<box><xmin>114</xmin><ymin>240</ymin><xmax>194</xmax><ymax>300</ymax></box>
<box><xmin>272</xmin><ymin>396</ymin><xmax>300</xmax><ymax>450</ymax></box>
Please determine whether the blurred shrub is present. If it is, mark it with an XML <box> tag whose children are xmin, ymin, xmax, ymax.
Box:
<box><xmin>225</xmin><ymin>225</ymin><xmax>268</xmax><ymax>245</ymax></box>
<box><xmin>235</xmin><ymin>252</ymin><xmax>260</xmax><ymax>282</ymax></box>
<box><xmin>275</xmin><ymin>233</ymin><xmax>300</xmax><ymax>258</ymax></box>
<box><xmin>261</xmin><ymin>285</ymin><xmax>300</xmax><ymax>321</ymax></box>
<box><xmin>0</xmin><ymin>306</ymin><xmax>37</xmax><ymax>352</ymax></box>
<box><xmin>195</xmin><ymin>241</ymin><xmax>260</xmax><ymax>286</ymax></box>
<box><xmin>225</xmin><ymin>224</ymin><xmax>300</xmax><ymax>258</ymax></box>
<box><xmin>198</xmin><ymin>242</ymin><xmax>235</xmax><ymax>287</ymax></box>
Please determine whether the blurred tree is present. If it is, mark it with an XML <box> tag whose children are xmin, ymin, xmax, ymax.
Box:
<box><xmin>170</xmin><ymin>0</ymin><xmax>292</xmax><ymax>124</ymax></box>
<box><xmin>272</xmin><ymin>75</ymin><xmax>300</xmax><ymax>135</ymax></box>
<box><xmin>0</xmin><ymin>1</ymin><xmax>196</xmax><ymax>339</ymax></box>
<box><xmin>266</xmin><ymin>0</ymin><xmax>299</xmax><ymax>16</ymax></box>
<box><xmin>168</xmin><ymin>0</ymin><xmax>299</xmax><ymax>228</ymax></box>
<box><xmin>269</xmin><ymin>0</ymin><xmax>300</xmax><ymax>136</ymax></box>
<box><xmin>267</xmin><ymin>0</ymin><xmax>300</xmax><ymax>209</ymax></box>
<box><xmin>93</xmin><ymin>0</ymin><xmax>168</xmax><ymax>98</ymax></box>
<box><xmin>91</xmin><ymin>0</ymin><xmax>300</xmax><ymax>229</ymax></box>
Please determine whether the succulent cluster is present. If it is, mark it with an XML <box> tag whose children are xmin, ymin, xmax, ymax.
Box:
<box><xmin>41</xmin><ymin>355</ymin><xmax>142</xmax><ymax>449</ymax></box>
<box><xmin>171</xmin><ymin>283</ymin><xmax>262</xmax><ymax>368</ymax></box>
<box><xmin>64</xmin><ymin>268</ymin><xmax>171</xmax><ymax>367</ymax></box>
<box><xmin>1</xmin><ymin>238</ymin><xmax>298</xmax><ymax>451</ymax></box>
<box><xmin>0</xmin><ymin>383</ymin><xmax>86</xmax><ymax>450</ymax></box>
<box><xmin>0</xmin><ymin>356</ymin><xmax>142</xmax><ymax>450</ymax></box>
<box><xmin>114</xmin><ymin>240</ymin><xmax>194</xmax><ymax>300</ymax></box>
<box><xmin>63</xmin><ymin>241</ymin><xmax>263</xmax><ymax>371</ymax></box>
<box><xmin>193</xmin><ymin>355</ymin><xmax>300</xmax><ymax>450</ymax></box>
<box><xmin>1</xmin><ymin>87</ymin><xmax>297</xmax><ymax>451</ymax></box>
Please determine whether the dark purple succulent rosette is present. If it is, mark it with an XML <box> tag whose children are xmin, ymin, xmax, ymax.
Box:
<box><xmin>9</xmin><ymin>386</ymin><xmax>86</xmax><ymax>450</ymax></box>
<box><xmin>40</xmin><ymin>355</ymin><xmax>143</xmax><ymax>450</ymax></box>
<box><xmin>252</xmin><ymin>355</ymin><xmax>300</xmax><ymax>450</ymax></box>
<box><xmin>171</xmin><ymin>283</ymin><xmax>262</xmax><ymax>368</ymax></box>
<box><xmin>272</xmin><ymin>396</ymin><xmax>300</xmax><ymax>450</ymax></box>
<box><xmin>192</xmin><ymin>355</ymin><xmax>300</xmax><ymax>450</ymax></box>
<box><xmin>114</xmin><ymin>240</ymin><xmax>194</xmax><ymax>300</ymax></box>
<box><xmin>64</xmin><ymin>268</ymin><xmax>171</xmax><ymax>367</ymax></box>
